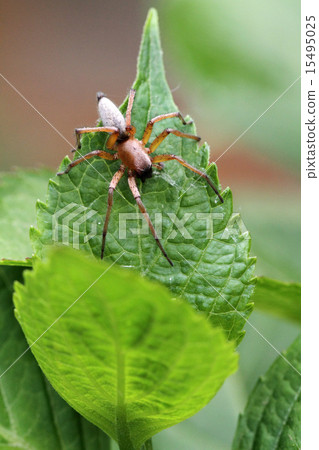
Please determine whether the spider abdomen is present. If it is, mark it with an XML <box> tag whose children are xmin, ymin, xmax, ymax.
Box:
<box><xmin>97</xmin><ymin>92</ymin><xmax>126</xmax><ymax>133</ymax></box>
<box><xmin>117</xmin><ymin>138</ymin><xmax>152</xmax><ymax>179</ymax></box>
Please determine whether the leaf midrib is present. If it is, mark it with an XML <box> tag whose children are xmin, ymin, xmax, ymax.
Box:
<box><xmin>102</xmin><ymin>298</ymin><xmax>134</xmax><ymax>449</ymax></box>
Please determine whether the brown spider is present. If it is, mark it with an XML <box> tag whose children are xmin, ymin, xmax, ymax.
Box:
<box><xmin>57</xmin><ymin>89</ymin><xmax>223</xmax><ymax>266</ymax></box>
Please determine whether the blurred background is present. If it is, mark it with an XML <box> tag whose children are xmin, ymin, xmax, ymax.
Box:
<box><xmin>1</xmin><ymin>0</ymin><xmax>300</xmax><ymax>448</ymax></box>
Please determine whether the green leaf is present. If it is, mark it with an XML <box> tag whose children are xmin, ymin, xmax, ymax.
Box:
<box><xmin>30</xmin><ymin>8</ymin><xmax>255</xmax><ymax>344</ymax></box>
<box><xmin>0</xmin><ymin>169</ymin><xmax>53</xmax><ymax>266</ymax></box>
<box><xmin>14</xmin><ymin>246</ymin><xmax>238</xmax><ymax>450</ymax></box>
<box><xmin>0</xmin><ymin>265</ymin><xmax>110</xmax><ymax>449</ymax></box>
<box><xmin>252</xmin><ymin>277</ymin><xmax>300</xmax><ymax>323</ymax></box>
<box><xmin>232</xmin><ymin>335</ymin><xmax>301</xmax><ymax>449</ymax></box>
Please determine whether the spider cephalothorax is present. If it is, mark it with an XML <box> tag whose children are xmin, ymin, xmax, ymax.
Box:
<box><xmin>57</xmin><ymin>89</ymin><xmax>223</xmax><ymax>266</ymax></box>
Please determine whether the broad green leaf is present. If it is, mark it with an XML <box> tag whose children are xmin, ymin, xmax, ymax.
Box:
<box><xmin>14</xmin><ymin>246</ymin><xmax>238</xmax><ymax>450</ymax></box>
<box><xmin>252</xmin><ymin>277</ymin><xmax>300</xmax><ymax>323</ymax></box>
<box><xmin>0</xmin><ymin>169</ymin><xmax>53</xmax><ymax>266</ymax></box>
<box><xmin>30</xmin><ymin>8</ymin><xmax>255</xmax><ymax>344</ymax></box>
<box><xmin>232</xmin><ymin>335</ymin><xmax>301</xmax><ymax>449</ymax></box>
<box><xmin>0</xmin><ymin>265</ymin><xmax>110</xmax><ymax>449</ymax></box>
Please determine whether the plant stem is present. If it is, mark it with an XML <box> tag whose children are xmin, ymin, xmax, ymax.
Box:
<box><xmin>141</xmin><ymin>438</ymin><xmax>153</xmax><ymax>450</ymax></box>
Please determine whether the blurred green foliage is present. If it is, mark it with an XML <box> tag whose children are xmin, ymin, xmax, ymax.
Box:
<box><xmin>235</xmin><ymin>193</ymin><xmax>300</xmax><ymax>282</ymax></box>
<box><xmin>253</xmin><ymin>277</ymin><xmax>300</xmax><ymax>323</ymax></box>
<box><xmin>155</xmin><ymin>0</ymin><xmax>300</xmax><ymax>170</ymax></box>
<box><xmin>0</xmin><ymin>170</ymin><xmax>52</xmax><ymax>265</ymax></box>
<box><xmin>153</xmin><ymin>0</ymin><xmax>301</xmax><ymax>290</ymax></box>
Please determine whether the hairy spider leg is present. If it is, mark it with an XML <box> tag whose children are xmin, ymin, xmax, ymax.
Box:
<box><xmin>57</xmin><ymin>150</ymin><xmax>118</xmax><ymax>175</ymax></box>
<box><xmin>75</xmin><ymin>126</ymin><xmax>119</xmax><ymax>149</ymax></box>
<box><xmin>127</xmin><ymin>172</ymin><xmax>174</xmax><ymax>266</ymax></box>
<box><xmin>124</xmin><ymin>89</ymin><xmax>137</xmax><ymax>137</ymax></box>
<box><xmin>101</xmin><ymin>165</ymin><xmax>126</xmax><ymax>259</ymax></box>
<box><xmin>152</xmin><ymin>154</ymin><xmax>224</xmax><ymax>203</ymax></box>
<box><xmin>125</xmin><ymin>89</ymin><xmax>136</xmax><ymax>128</ymax></box>
<box><xmin>142</xmin><ymin>112</ymin><xmax>193</xmax><ymax>145</ymax></box>
<box><xmin>148</xmin><ymin>128</ymin><xmax>200</xmax><ymax>154</ymax></box>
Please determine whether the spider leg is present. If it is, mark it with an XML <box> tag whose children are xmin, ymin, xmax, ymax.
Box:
<box><xmin>148</xmin><ymin>128</ymin><xmax>200</xmax><ymax>154</ymax></box>
<box><xmin>125</xmin><ymin>89</ymin><xmax>136</xmax><ymax>127</ymax></box>
<box><xmin>106</xmin><ymin>130</ymin><xmax>120</xmax><ymax>149</ymax></box>
<box><xmin>101</xmin><ymin>165</ymin><xmax>126</xmax><ymax>259</ymax></box>
<box><xmin>127</xmin><ymin>173</ymin><xmax>174</xmax><ymax>267</ymax></box>
<box><xmin>152</xmin><ymin>162</ymin><xmax>164</xmax><ymax>171</ymax></box>
<box><xmin>152</xmin><ymin>154</ymin><xmax>224</xmax><ymax>203</ymax></box>
<box><xmin>75</xmin><ymin>126</ymin><xmax>119</xmax><ymax>149</ymax></box>
<box><xmin>57</xmin><ymin>150</ymin><xmax>118</xmax><ymax>175</ymax></box>
<box><xmin>142</xmin><ymin>112</ymin><xmax>193</xmax><ymax>145</ymax></box>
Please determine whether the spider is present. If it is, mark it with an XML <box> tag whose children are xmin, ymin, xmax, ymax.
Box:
<box><xmin>57</xmin><ymin>89</ymin><xmax>223</xmax><ymax>266</ymax></box>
